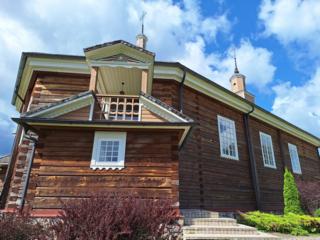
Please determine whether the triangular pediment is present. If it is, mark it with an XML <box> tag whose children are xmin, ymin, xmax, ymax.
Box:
<box><xmin>96</xmin><ymin>54</ymin><xmax>144</xmax><ymax>64</ymax></box>
<box><xmin>84</xmin><ymin>40</ymin><xmax>154</xmax><ymax>65</ymax></box>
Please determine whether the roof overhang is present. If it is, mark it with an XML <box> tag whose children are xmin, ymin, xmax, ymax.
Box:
<box><xmin>96</xmin><ymin>67</ymin><xmax>144</xmax><ymax>95</ymax></box>
<box><xmin>154</xmin><ymin>62</ymin><xmax>320</xmax><ymax>147</ymax></box>
<box><xmin>12</xmin><ymin>118</ymin><xmax>193</xmax><ymax>148</ymax></box>
<box><xmin>12</xmin><ymin>53</ymin><xmax>90</xmax><ymax>111</ymax></box>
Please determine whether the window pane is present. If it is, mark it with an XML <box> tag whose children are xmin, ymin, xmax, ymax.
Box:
<box><xmin>218</xmin><ymin>116</ymin><xmax>238</xmax><ymax>159</ymax></box>
<box><xmin>98</xmin><ymin>140</ymin><xmax>120</xmax><ymax>162</ymax></box>
<box><xmin>260</xmin><ymin>133</ymin><xmax>276</xmax><ymax>168</ymax></box>
<box><xmin>289</xmin><ymin>144</ymin><xmax>301</xmax><ymax>174</ymax></box>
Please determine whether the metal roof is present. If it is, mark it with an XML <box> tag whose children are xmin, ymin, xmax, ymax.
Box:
<box><xmin>84</xmin><ymin>40</ymin><xmax>155</xmax><ymax>56</ymax></box>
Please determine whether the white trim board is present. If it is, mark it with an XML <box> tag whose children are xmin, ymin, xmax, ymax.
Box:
<box><xmin>25</xmin><ymin>121</ymin><xmax>191</xmax><ymax>147</ymax></box>
<box><xmin>26</xmin><ymin>94</ymin><xmax>94</xmax><ymax>119</ymax></box>
<box><xmin>140</xmin><ymin>95</ymin><xmax>188</xmax><ymax>123</ymax></box>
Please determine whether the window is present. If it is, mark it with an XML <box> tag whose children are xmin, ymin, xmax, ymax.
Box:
<box><xmin>91</xmin><ymin>132</ymin><xmax>126</xmax><ymax>169</ymax></box>
<box><xmin>288</xmin><ymin>143</ymin><xmax>302</xmax><ymax>174</ymax></box>
<box><xmin>259</xmin><ymin>132</ymin><xmax>276</xmax><ymax>168</ymax></box>
<box><xmin>217</xmin><ymin>115</ymin><xmax>239</xmax><ymax>160</ymax></box>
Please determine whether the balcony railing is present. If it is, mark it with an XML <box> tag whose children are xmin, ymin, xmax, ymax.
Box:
<box><xmin>96</xmin><ymin>94</ymin><xmax>141</xmax><ymax>121</ymax></box>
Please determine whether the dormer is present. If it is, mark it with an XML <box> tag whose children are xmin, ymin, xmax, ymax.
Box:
<box><xmin>84</xmin><ymin>40</ymin><xmax>155</xmax><ymax>95</ymax></box>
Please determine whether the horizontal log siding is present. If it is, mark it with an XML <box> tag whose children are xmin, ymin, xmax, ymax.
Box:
<box><xmin>28</xmin><ymin>73</ymin><xmax>90</xmax><ymax>111</ymax></box>
<box><xmin>56</xmin><ymin>106</ymin><xmax>90</xmax><ymax>120</ymax></box>
<box><xmin>5</xmin><ymin>73</ymin><xmax>90</xmax><ymax>209</ymax></box>
<box><xmin>280</xmin><ymin>132</ymin><xmax>320</xmax><ymax>181</ymax></box>
<box><xmin>249</xmin><ymin>118</ymin><xmax>285</xmax><ymax>212</ymax></box>
<box><xmin>25</xmin><ymin>129</ymin><xmax>179</xmax><ymax>210</ymax></box>
<box><xmin>152</xmin><ymin>79</ymin><xmax>320</xmax><ymax>213</ymax></box>
<box><xmin>141</xmin><ymin>107</ymin><xmax>165</xmax><ymax>122</ymax></box>
<box><xmin>152</xmin><ymin>79</ymin><xmax>255</xmax><ymax>212</ymax></box>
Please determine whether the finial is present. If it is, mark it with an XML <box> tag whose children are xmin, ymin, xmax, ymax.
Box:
<box><xmin>136</xmin><ymin>10</ymin><xmax>148</xmax><ymax>48</ymax></box>
<box><xmin>233</xmin><ymin>48</ymin><xmax>239</xmax><ymax>74</ymax></box>
<box><xmin>140</xmin><ymin>11</ymin><xmax>147</xmax><ymax>35</ymax></box>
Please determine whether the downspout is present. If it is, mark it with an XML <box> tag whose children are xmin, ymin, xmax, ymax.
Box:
<box><xmin>178</xmin><ymin>70</ymin><xmax>186</xmax><ymax>112</ymax></box>
<box><xmin>20</xmin><ymin>133</ymin><xmax>38</xmax><ymax>210</ymax></box>
<box><xmin>277</xmin><ymin>129</ymin><xmax>286</xmax><ymax>172</ymax></box>
<box><xmin>317</xmin><ymin>147</ymin><xmax>320</xmax><ymax>173</ymax></box>
<box><xmin>243</xmin><ymin>104</ymin><xmax>261</xmax><ymax>210</ymax></box>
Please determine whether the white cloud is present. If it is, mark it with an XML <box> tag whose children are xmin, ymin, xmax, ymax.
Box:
<box><xmin>259</xmin><ymin>0</ymin><xmax>320</xmax><ymax>137</ymax></box>
<box><xmin>272</xmin><ymin>69</ymin><xmax>320</xmax><ymax>137</ymax></box>
<box><xmin>0</xmin><ymin>13</ymin><xmax>47</xmax><ymax>92</ymax></box>
<box><xmin>178</xmin><ymin>39</ymin><xmax>276</xmax><ymax>90</ymax></box>
<box><xmin>0</xmin><ymin>13</ymin><xmax>46</xmax><ymax>154</ymax></box>
<box><xmin>0</xmin><ymin>0</ymin><xmax>232</xmax><ymax>154</ymax></box>
<box><xmin>259</xmin><ymin>0</ymin><xmax>320</xmax><ymax>57</ymax></box>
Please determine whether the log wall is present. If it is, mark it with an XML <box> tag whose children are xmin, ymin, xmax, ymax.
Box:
<box><xmin>28</xmin><ymin>73</ymin><xmax>90</xmax><ymax>111</ymax></box>
<box><xmin>5</xmin><ymin>71</ymin><xmax>320</xmax><ymax>213</ymax></box>
<box><xmin>24</xmin><ymin>129</ymin><xmax>179</xmax><ymax>210</ymax></box>
<box><xmin>152</xmin><ymin>79</ymin><xmax>320</xmax><ymax>212</ymax></box>
<box><xmin>56</xmin><ymin>106</ymin><xmax>90</xmax><ymax>120</ymax></box>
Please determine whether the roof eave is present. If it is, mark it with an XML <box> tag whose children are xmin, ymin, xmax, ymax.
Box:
<box><xmin>154</xmin><ymin>61</ymin><xmax>320</xmax><ymax>146</ymax></box>
<box><xmin>11</xmin><ymin>52</ymin><xmax>86</xmax><ymax>107</ymax></box>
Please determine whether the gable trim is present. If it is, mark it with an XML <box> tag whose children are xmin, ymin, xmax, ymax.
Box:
<box><xmin>140</xmin><ymin>95</ymin><xmax>190</xmax><ymax>123</ymax></box>
<box><xmin>90</xmin><ymin>60</ymin><xmax>150</xmax><ymax>69</ymax></box>
<box><xmin>26</xmin><ymin>94</ymin><xmax>94</xmax><ymax>119</ymax></box>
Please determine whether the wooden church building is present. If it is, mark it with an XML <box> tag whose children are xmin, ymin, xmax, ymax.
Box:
<box><xmin>1</xmin><ymin>31</ymin><xmax>320</xmax><ymax>217</ymax></box>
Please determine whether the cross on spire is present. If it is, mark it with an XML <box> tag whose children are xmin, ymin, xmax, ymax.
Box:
<box><xmin>233</xmin><ymin>48</ymin><xmax>239</xmax><ymax>74</ymax></box>
<box><xmin>140</xmin><ymin>11</ymin><xmax>147</xmax><ymax>35</ymax></box>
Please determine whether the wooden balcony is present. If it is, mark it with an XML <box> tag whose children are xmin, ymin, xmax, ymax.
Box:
<box><xmin>96</xmin><ymin>94</ymin><xmax>141</xmax><ymax>121</ymax></box>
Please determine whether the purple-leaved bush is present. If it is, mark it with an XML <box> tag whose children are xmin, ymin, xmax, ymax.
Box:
<box><xmin>50</xmin><ymin>192</ymin><xmax>181</xmax><ymax>240</ymax></box>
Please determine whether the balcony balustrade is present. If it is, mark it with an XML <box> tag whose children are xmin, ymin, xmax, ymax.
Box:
<box><xmin>96</xmin><ymin>94</ymin><xmax>141</xmax><ymax>121</ymax></box>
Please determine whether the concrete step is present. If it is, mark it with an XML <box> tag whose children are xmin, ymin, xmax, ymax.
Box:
<box><xmin>184</xmin><ymin>218</ymin><xmax>237</xmax><ymax>226</ymax></box>
<box><xmin>181</xmin><ymin>209</ymin><xmax>219</xmax><ymax>218</ymax></box>
<box><xmin>183</xmin><ymin>225</ymin><xmax>258</xmax><ymax>235</ymax></box>
<box><xmin>183</xmin><ymin>232</ymin><xmax>279</xmax><ymax>240</ymax></box>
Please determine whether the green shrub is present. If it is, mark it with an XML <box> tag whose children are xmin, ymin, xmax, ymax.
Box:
<box><xmin>283</xmin><ymin>168</ymin><xmax>303</xmax><ymax>215</ymax></box>
<box><xmin>240</xmin><ymin>211</ymin><xmax>320</xmax><ymax>236</ymax></box>
<box><xmin>314</xmin><ymin>209</ymin><xmax>320</xmax><ymax>217</ymax></box>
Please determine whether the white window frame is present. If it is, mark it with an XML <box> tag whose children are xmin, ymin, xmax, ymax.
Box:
<box><xmin>90</xmin><ymin>131</ymin><xmax>127</xmax><ymax>170</ymax></box>
<box><xmin>288</xmin><ymin>143</ymin><xmax>302</xmax><ymax>174</ymax></box>
<box><xmin>259</xmin><ymin>132</ymin><xmax>276</xmax><ymax>169</ymax></box>
<box><xmin>217</xmin><ymin>115</ymin><xmax>239</xmax><ymax>160</ymax></box>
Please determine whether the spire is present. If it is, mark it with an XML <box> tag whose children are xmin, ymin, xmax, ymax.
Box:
<box><xmin>140</xmin><ymin>11</ymin><xmax>146</xmax><ymax>35</ymax></box>
<box><xmin>229</xmin><ymin>48</ymin><xmax>254</xmax><ymax>103</ymax></box>
<box><xmin>233</xmin><ymin>48</ymin><xmax>239</xmax><ymax>74</ymax></box>
<box><xmin>136</xmin><ymin>11</ymin><xmax>148</xmax><ymax>49</ymax></box>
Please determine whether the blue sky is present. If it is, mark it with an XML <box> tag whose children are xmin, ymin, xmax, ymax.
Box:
<box><xmin>1</xmin><ymin>0</ymin><xmax>320</xmax><ymax>155</ymax></box>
